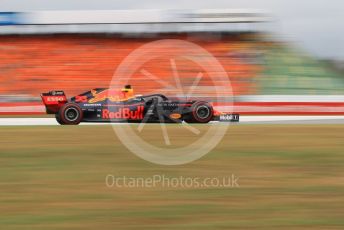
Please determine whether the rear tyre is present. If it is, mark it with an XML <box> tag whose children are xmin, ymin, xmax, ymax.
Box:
<box><xmin>55</xmin><ymin>113</ymin><xmax>64</xmax><ymax>125</ymax></box>
<box><xmin>58</xmin><ymin>103</ymin><xmax>83</xmax><ymax>125</ymax></box>
<box><xmin>187</xmin><ymin>101</ymin><xmax>213</xmax><ymax>123</ymax></box>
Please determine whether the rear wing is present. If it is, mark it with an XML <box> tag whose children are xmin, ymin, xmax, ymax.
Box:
<box><xmin>40</xmin><ymin>91</ymin><xmax>68</xmax><ymax>114</ymax></box>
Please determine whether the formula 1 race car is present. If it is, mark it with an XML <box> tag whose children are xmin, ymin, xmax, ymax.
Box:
<box><xmin>41</xmin><ymin>85</ymin><xmax>239</xmax><ymax>125</ymax></box>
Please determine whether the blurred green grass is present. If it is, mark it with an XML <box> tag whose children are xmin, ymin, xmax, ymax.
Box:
<box><xmin>1</xmin><ymin>124</ymin><xmax>344</xmax><ymax>229</ymax></box>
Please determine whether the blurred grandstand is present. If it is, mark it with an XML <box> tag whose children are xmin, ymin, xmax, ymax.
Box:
<box><xmin>1</xmin><ymin>9</ymin><xmax>344</xmax><ymax>114</ymax></box>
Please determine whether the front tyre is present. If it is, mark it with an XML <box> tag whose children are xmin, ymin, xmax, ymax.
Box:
<box><xmin>187</xmin><ymin>101</ymin><xmax>213</xmax><ymax>123</ymax></box>
<box><xmin>58</xmin><ymin>103</ymin><xmax>83</xmax><ymax>125</ymax></box>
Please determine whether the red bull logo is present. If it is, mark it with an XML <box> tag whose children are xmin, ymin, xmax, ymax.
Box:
<box><xmin>102</xmin><ymin>106</ymin><xmax>144</xmax><ymax>120</ymax></box>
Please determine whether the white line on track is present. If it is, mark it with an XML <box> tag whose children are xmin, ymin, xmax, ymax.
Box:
<box><xmin>1</xmin><ymin>116</ymin><xmax>344</xmax><ymax>126</ymax></box>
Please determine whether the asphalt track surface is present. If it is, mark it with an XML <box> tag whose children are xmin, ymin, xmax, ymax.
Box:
<box><xmin>1</xmin><ymin>116</ymin><xmax>344</xmax><ymax>126</ymax></box>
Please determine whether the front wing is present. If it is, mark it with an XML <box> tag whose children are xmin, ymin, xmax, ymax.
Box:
<box><xmin>213</xmin><ymin>114</ymin><xmax>240</xmax><ymax>122</ymax></box>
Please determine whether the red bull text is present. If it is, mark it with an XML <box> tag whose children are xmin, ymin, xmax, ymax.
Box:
<box><xmin>102</xmin><ymin>106</ymin><xmax>144</xmax><ymax>120</ymax></box>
